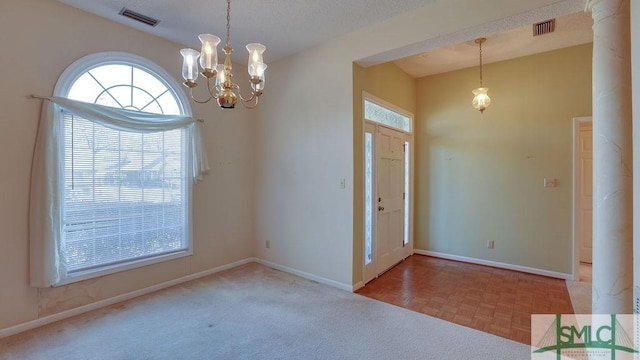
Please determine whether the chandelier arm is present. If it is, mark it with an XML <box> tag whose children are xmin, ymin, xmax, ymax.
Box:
<box><xmin>242</xmin><ymin>97</ymin><xmax>259</xmax><ymax>109</ymax></box>
<box><xmin>235</xmin><ymin>85</ymin><xmax>261</xmax><ymax>109</ymax></box>
<box><xmin>237</xmin><ymin>88</ymin><xmax>256</xmax><ymax>103</ymax></box>
<box><xmin>239</xmin><ymin>94</ymin><xmax>259</xmax><ymax>109</ymax></box>
<box><xmin>205</xmin><ymin>76</ymin><xmax>221</xmax><ymax>100</ymax></box>
<box><xmin>189</xmin><ymin>86</ymin><xmax>214</xmax><ymax>104</ymax></box>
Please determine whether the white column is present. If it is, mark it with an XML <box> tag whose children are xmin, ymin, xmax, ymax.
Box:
<box><xmin>588</xmin><ymin>0</ymin><xmax>633</xmax><ymax>314</ymax></box>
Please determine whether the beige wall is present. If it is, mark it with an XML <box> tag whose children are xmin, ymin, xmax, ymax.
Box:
<box><xmin>253</xmin><ymin>0</ymin><xmax>573</xmax><ymax>288</ymax></box>
<box><xmin>252</xmin><ymin>41</ymin><xmax>355</xmax><ymax>286</ymax></box>
<box><xmin>357</xmin><ymin>63</ymin><xmax>417</xmax><ymax>113</ymax></box>
<box><xmin>0</xmin><ymin>0</ymin><xmax>254</xmax><ymax>330</ymax></box>
<box><xmin>352</xmin><ymin>63</ymin><xmax>416</xmax><ymax>283</ymax></box>
<box><xmin>415</xmin><ymin>44</ymin><xmax>592</xmax><ymax>274</ymax></box>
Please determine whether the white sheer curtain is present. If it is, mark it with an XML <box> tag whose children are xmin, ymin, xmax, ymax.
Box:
<box><xmin>29</xmin><ymin>97</ymin><xmax>209</xmax><ymax>287</ymax></box>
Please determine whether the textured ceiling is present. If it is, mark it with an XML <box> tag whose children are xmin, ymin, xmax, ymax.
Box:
<box><xmin>56</xmin><ymin>0</ymin><xmax>592</xmax><ymax>77</ymax></box>
<box><xmin>55</xmin><ymin>0</ymin><xmax>438</xmax><ymax>64</ymax></box>
<box><xmin>394</xmin><ymin>11</ymin><xmax>593</xmax><ymax>78</ymax></box>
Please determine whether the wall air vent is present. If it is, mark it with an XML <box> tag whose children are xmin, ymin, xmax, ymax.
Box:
<box><xmin>119</xmin><ymin>8</ymin><xmax>160</xmax><ymax>27</ymax></box>
<box><xmin>533</xmin><ymin>19</ymin><xmax>555</xmax><ymax>36</ymax></box>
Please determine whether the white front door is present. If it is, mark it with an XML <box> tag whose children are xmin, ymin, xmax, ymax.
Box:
<box><xmin>376</xmin><ymin>126</ymin><xmax>406</xmax><ymax>273</ymax></box>
<box><xmin>579</xmin><ymin>122</ymin><xmax>593</xmax><ymax>263</ymax></box>
<box><xmin>362</xmin><ymin>95</ymin><xmax>413</xmax><ymax>285</ymax></box>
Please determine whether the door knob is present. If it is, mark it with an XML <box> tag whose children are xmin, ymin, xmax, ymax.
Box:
<box><xmin>378</xmin><ymin>206</ymin><xmax>384</xmax><ymax>211</ymax></box>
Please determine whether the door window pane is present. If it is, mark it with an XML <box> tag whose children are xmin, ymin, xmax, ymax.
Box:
<box><xmin>404</xmin><ymin>141</ymin><xmax>410</xmax><ymax>246</ymax></box>
<box><xmin>365</xmin><ymin>132</ymin><xmax>374</xmax><ymax>265</ymax></box>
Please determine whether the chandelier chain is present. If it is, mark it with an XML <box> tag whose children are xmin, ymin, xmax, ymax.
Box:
<box><xmin>479</xmin><ymin>39</ymin><xmax>483</xmax><ymax>87</ymax></box>
<box><xmin>225</xmin><ymin>0</ymin><xmax>231</xmax><ymax>48</ymax></box>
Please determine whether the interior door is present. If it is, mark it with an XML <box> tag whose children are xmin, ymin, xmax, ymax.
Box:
<box><xmin>376</xmin><ymin>126</ymin><xmax>406</xmax><ymax>273</ymax></box>
<box><xmin>579</xmin><ymin>122</ymin><xmax>593</xmax><ymax>263</ymax></box>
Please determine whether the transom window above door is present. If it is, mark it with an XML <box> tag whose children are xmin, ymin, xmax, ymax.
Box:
<box><xmin>364</xmin><ymin>98</ymin><xmax>412</xmax><ymax>133</ymax></box>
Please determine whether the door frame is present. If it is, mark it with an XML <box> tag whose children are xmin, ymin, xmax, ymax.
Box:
<box><xmin>572</xmin><ymin>116</ymin><xmax>592</xmax><ymax>281</ymax></box>
<box><xmin>362</xmin><ymin>92</ymin><xmax>414</xmax><ymax>284</ymax></box>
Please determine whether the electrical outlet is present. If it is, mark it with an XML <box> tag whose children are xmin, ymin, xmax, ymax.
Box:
<box><xmin>487</xmin><ymin>240</ymin><xmax>495</xmax><ymax>249</ymax></box>
<box><xmin>544</xmin><ymin>178</ymin><xmax>558</xmax><ymax>188</ymax></box>
<box><xmin>266</xmin><ymin>240</ymin><xmax>270</xmax><ymax>249</ymax></box>
<box><xmin>340</xmin><ymin>178</ymin><xmax>346</xmax><ymax>189</ymax></box>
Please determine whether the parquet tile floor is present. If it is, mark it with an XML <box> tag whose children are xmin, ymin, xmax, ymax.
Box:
<box><xmin>356</xmin><ymin>255</ymin><xmax>574</xmax><ymax>344</ymax></box>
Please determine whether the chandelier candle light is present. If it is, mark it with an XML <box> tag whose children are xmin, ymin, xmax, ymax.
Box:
<box><xmin>472</xmin><ymin>37</ymin><xmax>491</xmax><ymax>113</ymax></box>
<box><xmin>180</xmin><ymin>0</ymin><xmax>266</xmax><ymax>109</ymax></box>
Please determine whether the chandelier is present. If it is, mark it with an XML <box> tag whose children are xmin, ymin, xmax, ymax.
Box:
<box><xmin>180</xmin><ymin>0</ymin><xmax>266</xmax><ymax>109</ymax></box>
<box><xmin>471</xmin><ymin>37</ymin><xmax>491</xmax><ymax>113</ymax></box>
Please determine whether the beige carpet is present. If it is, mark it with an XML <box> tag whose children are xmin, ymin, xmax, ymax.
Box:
<box><xmin>0</xmin><ymin>263</ymin><xmax>530</xmax><ymax>360</ymax></box>
<box><xmin>565</xmin><ymin>280</ymin><xmax>592</xmax><ymax>314</ymax></box>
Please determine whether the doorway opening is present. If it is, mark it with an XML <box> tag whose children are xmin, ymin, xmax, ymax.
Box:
<box><xmin>573</xmin><ymin>116</ymin><xmax>592</xmax><ymax>283</ymax></box>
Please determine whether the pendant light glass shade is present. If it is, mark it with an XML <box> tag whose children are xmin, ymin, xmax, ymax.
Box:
<box><xmin>246</xmin><ymin>43</ymin><xmax>266</xmax><ymax>77</ymax></box>
<box><xmin>180</xmin><ymin>49</ymin><xmax>200</xmax><ymax>83</ymax></box>
<box><xmin>198</xmin><ymin>34</ymin><xmax>221</xmax><ymax>72</ymax></box>
<box><xmin>472</xmin><ymin>87</ymin><xmax>490</xmax><ymax>113</ymax></box>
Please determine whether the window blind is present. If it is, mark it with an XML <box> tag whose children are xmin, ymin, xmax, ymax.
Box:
<box><xmin>62</xmin><ymin>112</ymin><xmax>188</xmax><ymax>272</ymax></box>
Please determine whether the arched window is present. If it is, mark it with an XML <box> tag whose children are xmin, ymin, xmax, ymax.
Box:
<box><xmin>56</xmin><ymin>52</ymin><xmax>190</xmax><ymax>115</ymax></box>
<box><xmin>52</xmin><ymin>53</ymin><xmax>194</xmax><ymax>281</ymax></box>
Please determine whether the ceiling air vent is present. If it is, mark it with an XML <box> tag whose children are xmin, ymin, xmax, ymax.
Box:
<box><xmin>119</xmin><ymin>8</ymin><xmax>160</xmax><ymax>27</ymax></box>
<box><xmin>533</xmin><ymin>19</ymin><xmax>555</xmax><ymax>36</ymax></box>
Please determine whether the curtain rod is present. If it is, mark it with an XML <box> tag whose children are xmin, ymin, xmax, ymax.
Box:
<box><xmin>30</xmin><ymin>94</ymin><xmax>50</xmax><ymax>100</ymax></box>
<box><xmin>28</xmin><ymin>94</ymin><xmax>204</xmax><ymax>123</ymax></box>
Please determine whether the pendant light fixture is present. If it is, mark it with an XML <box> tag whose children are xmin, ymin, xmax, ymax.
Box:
<box><xmin>180</xmin><ymin>0</ymin><xmax>266</xmax><ymax>109</ymax></box>
<box><xmin>472</xmin><ymin>37</ymin><xmax>491</xmax><ymax>114</ymax></box>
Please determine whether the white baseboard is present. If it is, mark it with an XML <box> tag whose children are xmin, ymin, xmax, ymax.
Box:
<box><xmin>0</xmin><ymin>257</ymin><xmax>254</xmax><ymax>339</ymax></box>
<box><xmin>413</xmin><ymin>250</ymin><xmax>573</xmax><ymax>280</ymax></box>
<box><xmin>254</xmin><ymin>258</ymin><xmax>354</xmax><ymax>292</ymax></box>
